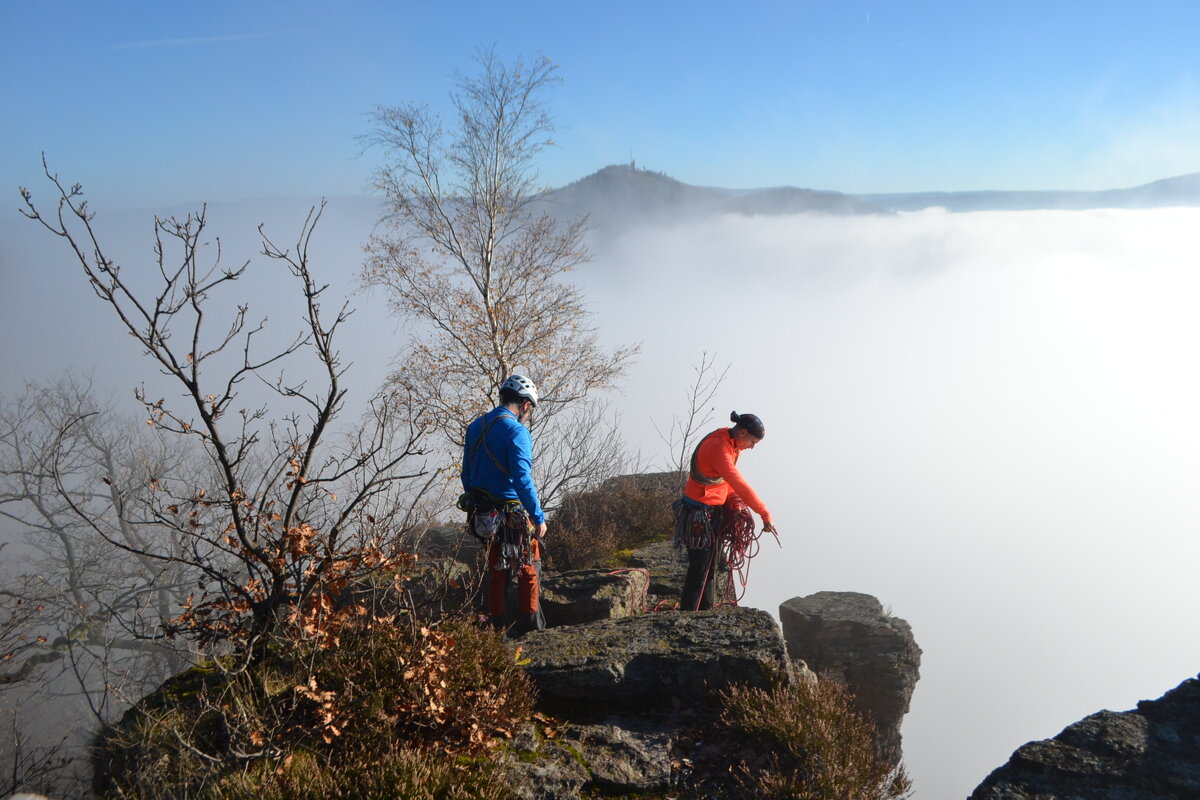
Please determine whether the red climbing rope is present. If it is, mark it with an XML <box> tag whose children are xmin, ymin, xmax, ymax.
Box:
<box><xmin>606</xmin><ymin>567</ymin><xmax>651</xmax><ymax>613</ymax></box>
<box><xmin>716</xmin><ymin>496</ymin><xmax>762</xmax><ymax>606</ymax></box>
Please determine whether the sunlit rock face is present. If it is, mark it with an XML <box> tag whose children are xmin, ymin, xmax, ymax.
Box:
<box><xmin>504</xmin><ymin>606</ymin><xmax>796</xmax><ymax>799</ymax></box>
<box><xmin>519</xmin><ymin>606</ymin><xmax>793</xmax><ymax>709</ymax></box>
<box><xmin>779</xmin><ymin>591</ymin><xmax>922</xmax><ymax>766</ymax></box>
<box><xmin>970</xmin><ymin>674</ymin><xmax>1200</xmax><ymax>800</ymax></box>
<box><xmin>540</xmin><ymin>568</ymin><xmax>652</xmax><ymax>624</ymax></box>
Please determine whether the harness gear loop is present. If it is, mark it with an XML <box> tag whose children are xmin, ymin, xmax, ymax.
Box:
<box><xmin>672</xmin><ymin>494</ymin><xmax>719</xmax><ymax>549</ymax></box>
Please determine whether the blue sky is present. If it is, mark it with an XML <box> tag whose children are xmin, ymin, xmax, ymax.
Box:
<box><xmin>4</xmin><ymin>1</ymin><xmax>1200</xmax><ymax>209</ymax></box>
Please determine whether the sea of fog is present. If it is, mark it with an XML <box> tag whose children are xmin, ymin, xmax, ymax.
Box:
<box><xmin>4</xmin><ymin>201</ymin><xmax>1200</xmax><ymax>799</ymax></box>
<box><xmin>579</xmin><ymin>207</ymin><xmax>1200</xmax><ymax>799</ymax></box>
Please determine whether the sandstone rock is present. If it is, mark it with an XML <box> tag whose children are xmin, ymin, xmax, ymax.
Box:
<box><xmin>504</xmin><ymin>714</ymin><xmax>690</xmax><ymax>798</ymax></box>
<box><xmin>558</xmin><ymin>719</ymin><xmax>676</xmax><ymax>793</ymax></box>
<box><xmin>540</xmin><ymin>568</ymin><xmax>650</xmax><ymax>625</ymax></box>
<box><xmin>970</xmin><ymin>674</ymin><xmax>1200</xmax><ymax>800</ymax></box>
<box><xmin>626</xmin><ymin>540</ymin><xmax>687</xmax><ymax>597</ymax></box>
<box><xmin>779</xmin><ymin>591</ymin><xmax>921</xmax><ymax>765</ymax></box>
<box><xmin>626</xmin><ymin>540</ymin><xmax>732</xmax><ymax>608</ymax></box>
<box><xmin>505</xmin><ymin>726</ymin><xmax>590</xmax><ymax>800</ymax></box>
<box><xmin>519</xmin><ymin>606</ymin><xmax>792</xmax><ymax>709</ymax></box>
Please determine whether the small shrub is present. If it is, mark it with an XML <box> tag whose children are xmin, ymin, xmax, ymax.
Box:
<box><xmin>95</xmin><ymin>615</ymin><xmax>535</xmax><ymax>799</ymax></box>
<box><xmin>720</xmin><ymin>676</ymin><xmax>912</xmax><ymax>800</ymax></box>
<box><xmin>311</xmin><ymin>616</ymin><xmax>535</xmax><ymax>754</ymax></box>
<box><xmin>548</xmin><ymin>471</ymin><xmax>681</xmax><ymax>570</ymax></box>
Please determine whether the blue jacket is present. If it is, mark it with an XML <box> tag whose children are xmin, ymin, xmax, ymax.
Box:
<box><xmin>461</xmin><ymin>406</ymin><xmax>545</xmax><ymax>524</ymax></box>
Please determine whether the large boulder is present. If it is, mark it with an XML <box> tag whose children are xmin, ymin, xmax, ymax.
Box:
<box><xmin>970</xmin><ymin>674</ymin><xmax>1200</xmax><ymax>800</ymax></box>
<box><xmin>779</xmin><ymin>591</ymin><xmax>921</xmax><ymax>764</ymax></box>
<box><xmin>540</xmin><ymin>568</ymin><xmax>650</xmax><ymax>625</ymax></box>
<box><xmin>509</xmin><ymin>605</ymin><xmax>797</xmax><ymax>798</ymax></box>
<box><xmin>518</xmin><ymin>606</ymin><xmax>792</xmax><ymax>709</ymax></box>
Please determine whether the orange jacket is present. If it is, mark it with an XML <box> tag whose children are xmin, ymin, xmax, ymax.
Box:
<box><xmin>684</xmin><ymin>428</ymin><xmax>772</xmax><ymax>525</ymax></box>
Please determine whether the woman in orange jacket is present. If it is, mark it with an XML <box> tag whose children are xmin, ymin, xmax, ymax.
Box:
<box><xmin>676</xmin><ymin>410</ymin><xmax>777</xmax><ymax>610</ymax></box>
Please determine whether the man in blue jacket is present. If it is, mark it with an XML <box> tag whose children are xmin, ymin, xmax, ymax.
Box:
<box><xmin>461</xmin><ymin>374</ymin><xmax>546</xmax><ymax>635</ymax></box>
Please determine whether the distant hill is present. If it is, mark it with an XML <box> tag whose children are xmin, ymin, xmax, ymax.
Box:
<box><xmin>858</xmin><ymin>172</ymin><xmax>1200</xmax><ymax>212</ymax></box>
<box><xmin>539</xmin><ymin>164</ymin><xmax>884</xmax><ymax>231</ymax></box>
<box><xmin>539</xmin><ymin>165</ymin><xmax>1200</xmax><ymax>230</ymax></box>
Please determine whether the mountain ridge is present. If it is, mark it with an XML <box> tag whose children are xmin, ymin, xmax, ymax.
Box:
<box><xmin>541</xmin><ymin>164</ymin><xmax>1200</xmax><ymax>226</ymax></box>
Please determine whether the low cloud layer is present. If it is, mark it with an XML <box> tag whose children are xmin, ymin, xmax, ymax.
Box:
<box><xmin>5</xmin><ymin>201</ymin><xmax>1199</xmax><ymax>798</ymax></box>
<box><xmin>581</xmin><ymin>207</ymin><xmax>1200</xmax><ymax>799</ymax></box>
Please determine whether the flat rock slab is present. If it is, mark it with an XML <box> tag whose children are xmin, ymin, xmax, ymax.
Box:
<box><xmin>541</xmin><ymin>568</ymin><xmax>650</xmax><ymax>626</ymax></box>
<box><xmin>518</xmin><ymin>606</ymin><xmax>791</xmax><ymax>709</ymax></box>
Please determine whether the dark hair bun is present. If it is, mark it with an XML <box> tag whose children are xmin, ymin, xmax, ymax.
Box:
<box><xmin>730</xmin><ymin>411</ymin><xmax>766</xmax><ymax>438</ymax></box>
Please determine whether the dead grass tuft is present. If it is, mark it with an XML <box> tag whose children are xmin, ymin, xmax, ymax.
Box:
<box><xmin>547</xmin><ymin>472</ymin><xmax>681</xmax><ymax>570</ymax></box>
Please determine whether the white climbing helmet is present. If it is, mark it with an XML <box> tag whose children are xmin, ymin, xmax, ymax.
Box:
<box><xmin>501</xmin><ymin>374</ymin><xmax>539</xmax><ymax>406</ymax></box>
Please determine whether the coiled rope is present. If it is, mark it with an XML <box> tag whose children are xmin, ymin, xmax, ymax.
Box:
<box><xmin>716</xmin><ymin>501</ymin><xmax>762</xmax><ymax>605</ymax></box>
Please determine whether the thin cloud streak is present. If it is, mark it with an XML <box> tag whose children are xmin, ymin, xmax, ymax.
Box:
<box><xmin>110</xmin><ymin>31</ymin><xmax>296</xmax><ymax>51</ymax></box>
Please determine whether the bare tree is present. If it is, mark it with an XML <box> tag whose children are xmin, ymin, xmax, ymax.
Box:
<box><xmin>0</xmin><ymin>569</ymin><xmax>78</xmax><ymax>797</ymax></box>
<box><xmin>1</xmin><ymin>377</ymin><xmax>193</xmax><ymax>705</ymax></box>
<box><xmin>362</xmin><ymin>49</ymin><xmax>637</xmax><ymax>505</ymax></box>
<box><xmin>18</xmin><ymin>163</ymin><xmax>435</xmax><ymax>655</ymax></box>
<box><xmin>655</xmin><ymin>352</ymin><xmax>730</xmax><ymax>489</ymax></box>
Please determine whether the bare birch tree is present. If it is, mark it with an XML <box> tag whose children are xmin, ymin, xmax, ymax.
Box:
<box><xmin>362</xmin><ymin>49</ymin><xmax>637</xmax><ymax>508</ymax></box>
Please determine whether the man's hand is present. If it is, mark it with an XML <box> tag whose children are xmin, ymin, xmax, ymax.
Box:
<box><xmin>534</xmin><ymin>521</ymin><xmax>548</xmax><ymax>539</ymax></box>
<box><xmin>763</xmin><ymin>521</ymin><xmax>781</xmax><ymax>548</ymax></box>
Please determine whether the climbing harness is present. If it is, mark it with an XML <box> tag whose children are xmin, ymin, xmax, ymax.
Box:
<box><xmin>672</xmin><ymin>494</ymin><xmax>718</xmax><ymax>549</ymax></box>
<box><xmin>473</xmin><ymin>502</ymin><xmax>541</xmax><ymax>621</ymax></box>
<box><xmin>459</xmin><ymin>409</ymin><xmax>522</xmax><ymax>543</ymax></box>
<box><xmin>673</xmin><ymin>494</ymin><xmax>768</xmax><ymax>607</ymax></box>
